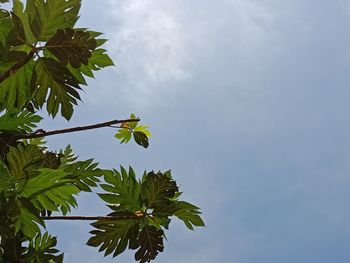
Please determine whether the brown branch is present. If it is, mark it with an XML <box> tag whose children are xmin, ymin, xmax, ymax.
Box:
<box><xmin>0</xmin><ymin>51</ymin><xmax>35</xmax><ymax>84</ymax></box>
<box><xmin>42</xmin><ymin>215</ymin><xmax>139</xmax><ymax>221</ymax></box>
<box><xmin>17</xmin><ymin>118</ymin><xmax>140</xmax><ymax>140</ymax></box>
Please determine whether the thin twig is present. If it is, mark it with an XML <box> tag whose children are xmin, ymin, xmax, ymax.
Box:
<box><xmin>16</xmin><ymin>118</ymin><xmax>140</xmax><ymax>140</ymax></box>
<box><xmin>42</xmin><ymin>215</ymin><xmax>139</xmax><ymax>221</ymax></box>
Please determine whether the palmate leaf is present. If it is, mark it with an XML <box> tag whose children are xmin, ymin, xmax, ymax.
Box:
<box><xmin>26</xmin><ymin>0</ymin><xmax>81</xmax><ymax>41</ymax></box>
<box><xmin>134</xmin><ymin>225</ymin><xmax>164</xmax><ymax>263</ymax></box>
<box><xmin>62</xmin><ymin>158</ymin><xmax>103</xmax><ymax>192</ymax></box>
<box><xmin>33</xmin><ymin>57</ymin><xmax>81</xmax><ymax>120</ymax></box>
<box><xmin>0</xmin><ymin>109</ymin><xmax>42</xmax><ymax>132</ymax></box>
<box><xmin>141</xmin><ymin>171</ymin><xmax>178</xmax><ymax>208</ymax></box>
<box><xmin>24</xmin><ymin>232</ymin><xmax>63</xmax><ymax>263</ymax></box>
<box><xmin>45</xmin><ymin>28</ymin><xmax>97</xmax><ymax>68</ymax></box>
<box><xmin>87</xmin><ymin>213</ymin><xmax>139</xmax><ymax>258</ymax></box>
<box><xmin>20</xmin><ymin>168</ymin><xmax>80</xmax><ymax>214</ymax></box>
<box><xmin>99</xmin><ymin>167</ymin><xmax>142</xmax><ymax>211</ymax></box>
<box><xmin>0</xmin><ymin>60</ymin><xmax>34</xmax><ymax>111</ymax></box>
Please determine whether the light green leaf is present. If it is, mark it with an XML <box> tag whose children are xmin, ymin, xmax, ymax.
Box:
<box><xmin>114</xmin><ymin>128</ymin><xmax>132</xmax><ymax>144</ymax></box>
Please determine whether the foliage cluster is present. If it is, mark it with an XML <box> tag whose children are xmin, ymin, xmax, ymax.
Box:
<box><xmin>0</xmin><ymin>0</ymin><xmax>204</xmax><ymax>262</ymax></box>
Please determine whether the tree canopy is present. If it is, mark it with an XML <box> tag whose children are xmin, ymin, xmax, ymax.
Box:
<box><xmin>0</xmin><ymin>0</ymin><xmax>204</xmax><ymax>262</ymax></box>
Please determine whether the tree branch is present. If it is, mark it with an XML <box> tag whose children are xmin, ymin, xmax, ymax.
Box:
<box><xmin>0</xmin><ymin>51</ymin><xmax>35</xmax><ymax>84</ymax></box>
<box><xmin>17</xmin><ymin>118</ymin><xmax>140</xmax><ymax>139</ymax></box>
<box><xmin>42</xmin><ymin>215</ymin><xmax>139</xmax><ymax>221</ymax></box>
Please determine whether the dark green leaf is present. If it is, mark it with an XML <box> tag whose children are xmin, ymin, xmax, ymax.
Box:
<box><xmin>6</xmin><ymin>143</ymin><xmax>43</xmax><ymax>179</ymax></box>
<box><xmin>134</xmin><ymin>225</ymin><xmax>164</xmax><ymax>263</ymax></box>
<box><xmin>141</xmin><ymin>171</ymin><xmax>178</xmax><ymax>208</ymax></box>
<box><xmin>45</xmin><ymin>28</ymin><xmax>97</xmax><ymax>68</ymax></box>
<box><xmin>133</xmin><ymin>131</ymin><xmax>149</xmax><ymax>148</ymax></box>
<box><xmin>42</xmin><ymin>151</ymin><xmax>61</xmax><ymax>169</ymax></box>
<box><xmin>87</xmin><ymin>213</ymin><xmax>139</xmax><ymax>258</ymax></box>
<box><xmin>24</xmin><ymin>232</ymin><xmax>64</xmax><ymax>263</ymax></box>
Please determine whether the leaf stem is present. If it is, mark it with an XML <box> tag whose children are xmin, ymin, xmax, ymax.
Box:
<box><xmin>16</xmin><ymin>118</ymin><xmax>140</xmax><ymax>139</ymax></box>
<box><xmin>42</xmin><ymin>215</ymin><xmax>139</xmax><ymax>220</ymax></box>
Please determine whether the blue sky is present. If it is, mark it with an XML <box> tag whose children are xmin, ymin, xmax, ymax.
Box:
<box><xmin>42</xmin><ymin>0</ymin><xmax>350</xmax><ymax>262</ymax></box>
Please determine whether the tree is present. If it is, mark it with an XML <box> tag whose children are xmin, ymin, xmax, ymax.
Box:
<box><xmin>0</xmin><ymin>0</ymin><xmax>204</xmax><ymax>262</ymax></box>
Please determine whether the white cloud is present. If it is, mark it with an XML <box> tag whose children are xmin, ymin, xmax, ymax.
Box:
<box><xmin>107</xmin><ymin>0</ymin><xmax>190</xmax><ymax>96</ymax></box>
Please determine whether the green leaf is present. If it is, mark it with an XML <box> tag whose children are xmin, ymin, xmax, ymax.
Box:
<box><xmin>129</xmin><ymin>113</ymin><xmax>138</xmax><ymax>129</ymax></box>
<box><xmin>45</xmin><ymin>28</ymin><xmax>97</xmax><ymax>68</ymax></box>
<box><xmin>15</xmin><ymin>206</ymin><xmax>43</xmax><ymax>238</ymax></box>
<box><xmin>59</xmin><ymin>144</ymin><xmax>77</xmax><ymax>165</ymax></box>
<box><xmin>27</xmin><ymin>0</ymin><xmax>81</xmax><ymax>41</ymax></box>
<box><xmin>34</xmin><ymin>57</ymin><xmax>81</xmax><ymax>120</ymax></box>
<box><xmin>133</xmin><ymin>131</ymin><xmax>149</xmax><ymax>148</ymax></box>
<box><xmin>81</xmin><ymin>48</ymin><xmax>114</xmax><ymax>75</ymax></box>
<box><xmin>0</xmin><ymin>59</ymin><xmax>34</xmax><ymax>111</ymax></box>
<box><xmin>0</xmin><ymin>9</ymin><xmax>13</xmax><ymax>43</ymax></box>
<box><xmin>20</xmin><ymin>168</ymin><xmax>80</xmax><ymax>214</ymax></box>
<box><xmin>87</xmin><ymin>213</ymin><xmax>139</xmax><ymax>257</ymax></box>
<box><xmin>62</xmin><ymin>158</ymin><xmax>102</xmax><ymax>192</ymax></box>
<box><xmin>0</xmin><ymin>109</ymin><xmax>42</xmax><ymax>133</ymax></box>
<box><xmin>114</xmin><ymin>128</ymin><xmax>132</xmax><ymax>144</ymax></box>
<box><xmin>25</xmin><ymin>232</ymin><xmax>64</xmax><ymax>263</ymax></box>
<box><xmin>134</xmin><ymin>125</ymin><xmax>151</xmax><ymax>138</ymax></box>
<box><xmin>0</xmin><ymin>160</ymin><xmax>13</xmax><ymax>193</ymax></box>
<box><xmin>141</xmin><ymin>171</ymin><xmax>178</xmax><ymax>209</ymax></box>
<box><xmin>173</xmin><ymin>201</ymin><xmax>205</xmax><ymax>230</ymax></box>
<box><xmin>99</xmin><ymin>167</ymin><xmax>142</xmax><ymax>212</ymax></box>
<box><xmin>10</xmin><ymin>11</ymin><xmax>26</xmax><ymax>44</ymax></box>
<box><xmin>41</xmin><ymin>151</ymin><xmax>61</xmax><ymax>169</ymax></box>
<box><xmin>6</xmin><ymin>143</ymin><xmax>43</xmax><ymax>179</ymax></box>
<box><xmin>134</xmin><ymin>225</ymin><xmax>164</xmax><ymax>263</ymax></box>
<box><xmin>11</xmin><ymin>0</ymin><xmax>36</xmax><ymax>44</ymax></box>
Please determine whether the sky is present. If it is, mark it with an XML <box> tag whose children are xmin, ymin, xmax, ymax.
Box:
<box><xmin>40</xmin><ymin>0</ymin><xmax>350</xmax><ymax>262</ymax></box>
